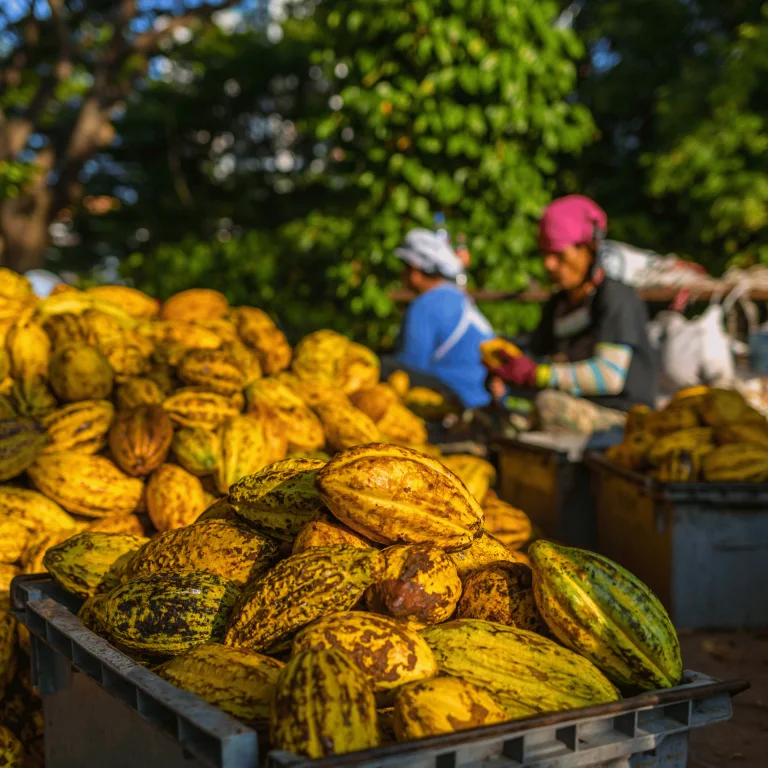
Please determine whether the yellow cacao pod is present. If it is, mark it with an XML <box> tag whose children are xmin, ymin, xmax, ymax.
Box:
<box><xmin>316</xmin><ymin>402</ymin><xmax>380</xmax><ymax>451</ymax></box>
<box><xmin>645</xmin><ymin>406</ymin><xmax>699</xmax><ymax>435</ymax></box>
<box><xmin>146</xmin><ymin>463</ymin><xmax>207</xmax><ymax>532</ymax></box>
<box><xmin>124</xmin><ymin>519</ymin><xmax>280</xmax><ymax>587</ymax></box>
<box><xmin>7</xmin><ymin>318</ymin><xmax>50</xmax><ymax>380</ymax></box>
<box><xmin>229</xmin><ymin>458</ymin><xmax>326</xmax><ymax>541</ymax></box>
<box><xmin>96</xmin><ymin>570</ymin><xmax>239</xmax><ymax>658</ymax></box>
<box><xmin>457</xmin><ymin>562</ymin><xmax>546</xmax><ymax>633</ymax></box>
<box><xmin>41</xmin><ymin>400</ymin><xmax>115</xmax><ymax>454</ymax></box>
<box><xmin>49</xmin><ymin>344</ymin><xmax>114</xmax><ymax>402</ymax></box>
<box><xmin>108</xmin><ymin>404</ymin><xmax>173</xmax><ymax>477</ymax></box>
<box><xmin>701</xmin><ymin>443</ymin><xmax>768</xmax><ymax>482</ymax></box>
<box><xmin>422</xmin><ymin>619</ymin><xmax>619</xmax><ymax>717</ymax></box>
<box><xmin>86</xmin><ymin>286</ymin><xmax>159</xmax><ymax>319</ymax></box>
<box><xmin>387</xmin><ymin>370</ymin><xmax>410</xmax><ymax>398</ymax></box>
<box><xmin>158</xmin><ymin>643</ymin><xmax>284</xmax><ymax>722</ymax></box>
<box><xmin>624</xmin><ymin>404</ymin><xmax>652</xmax><ymax>436</ymax></box>
<box><xmin>224</xmin><ymin>546</ymin><xmax>385</xmax><ymax>653</ymax></box>
<box><xmin>652</xmin><ymin>449</ymin><xmax>701</xmax><ymax>483</ymax></box>
<box><xmin>615</xmin><ymin>429</ymin><xmax>657</xmax><ymax>469</ymax></box>
<box><xmin>138</xmin><ymin>320</ymin><xmax>222</xmax><ymax>350</ymax></box>
<box><xmin>115</xmin><ymin>377</ymin><xmax>164</xmax><ymax>410</ymax></box>
<box><xmin>716</xmin><ymin>422</ymin><xmax>768</xmax><ymax>447</ymax></box>
<box><xmin>241</xmin><ymin>325</ymin><xmax>292</xmax><ymax>376</ymax></box>
<box><xmin>292</xmin><ymin>515</ymin><xmax>374</xmax><ymax>554</ymax></box>
<box><xmin>530</xmin><ymin>540</ymin><xmax>682</xmax><ymax>689</ymax></box>
<box><xmin>161</xmin><ymin>289</ymin><xmax>229</xmax><ymax>323</ymax></box>
<box><xmin>0</xmin><ymin>519</ymin><xmax>31</xmax><ymax>563</ymax></box>
<box><xmin>366</xmin><ymin>544</ymin><xmax>462</xmax><ymax>625</ymax></box>
<box><xmin>270</xmin><ymin>649</ymin><xmax>378</xmax><ymax>759</ymax></box>
<box><xmin>317</xmin><ymin>443</ymin><xmax>484</xmax><ymax>551</ymax></box>
<box><xmin>404</xmin><ymin>387</ymin><xmax>460</xmax><ymax>420</ymax></box>
<box><xmin>86</xmin><ymin>515</ymin><xmax>145</xmax><ymax>536</ymax></box>
<box><xmin>171</xmin><ymin>426</ymin><xmax>221</xmax><ymax>476</ymax></box>
<box><xmin>0</xmin><ymin>418</ymin><xmax>48</xmax><ymax>481</ymax></box>
<box><xmin>481</xmin><ymin>497</ymin><xmax>532</xmax><ymax>550</ymax></box>
<box><xmin>27</xmin><ymin>453</ymin><xmax>144</xmax><ymax>518</ymax></box>
<box><xmin>350</xmin><ymin>384</ymin><xmax>399</xmax><ymax>421</ymax></box>
<box><xmin>0</xmin><ymin>725</ymin><xmax>23</xmax><ymax>768</ymax></box>
<box><xmin>440</xmin><ymin>454</ymin><xmax>497</xmax><ymax>503</ymax></box>
<box><xmin>394</xmin><ymin>677</ymin><xmax>506</xmax><ymax>741</ymax></box>
<box><xmin>42</xmin><ymin>312</ymin><xmax>87</xmax><ymax>349</ymax></box>
<box><xmin>698</xmin><ymin>388</ymin><xmax>748</xmax><ymax>427</ymax></box>
<box><xmin>162</xmin><ymin>387</ymin><xmax>239</xmax><ymax>430</ymax></box>
<box><xmin>0</xmin><ymin>564</ymin><xmax>19</xmax><ymax>593</ymax></box>
<box><xmin>0</xmin><ymin>486</ymin><xmax>77</xmax><ymax>534</ymax></box>
<box><xmin>11</xmin><ymin>374</ymin><xmax>57</xmax><ymax>418</ymax></box>
<box><xmin>43</xmin><ymin>532</ymin><xmax>149</xmax><ymax>598</ymax></box>
<box><xmin>449</xmin><ymin>530</ymin><xmax>524</xmax><ymax>578</ymax></box>
<box><xmin>176</xmin><ymin>348</ymin><xmax>245</xmax><ymax>396</ymax></box>
<box><xmin>0</xmin><ymin>268</ymin><xmax>33</xmax><ymax>301</ymax></box>
<box><xmin>293</xmin><ymin>611</ymin><xmax>438</xmax><ymax>694</ymax></box>
<box><xmin>647</xmin><ymin>427</ymin><xmax>714</xmax><ymax>465</ymax></box>
<box><xmin>221</xmin><ymin>339</ymin><xmax>263</xmax><ymax>385</ymax></box>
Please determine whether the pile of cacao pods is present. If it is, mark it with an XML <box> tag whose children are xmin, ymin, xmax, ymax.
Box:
<box><xmin>606</xmin><ymin>385</ymin><xmax>768</xmax><ymax>483</ymax></box>
<box><xmin>0</xmin><ymin>268</ymin><xmax>683</xmax><ymax>764</ymax></box>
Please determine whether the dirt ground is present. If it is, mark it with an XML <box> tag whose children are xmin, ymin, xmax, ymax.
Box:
<box><xmin>682</xmin><ymin>631</ymin><xmax>768</xmax><ymax>768</ymax></box>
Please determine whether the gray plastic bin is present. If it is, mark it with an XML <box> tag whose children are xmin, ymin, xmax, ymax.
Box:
<box><xmin>13</xmin><ymin>574</ymin><xmax>749</xmax><ymax>768</ymax></box>
<box><xmin>587</xmin><ymin>452</ymin><xmax>768</xmax><ymax>629</ymax></box>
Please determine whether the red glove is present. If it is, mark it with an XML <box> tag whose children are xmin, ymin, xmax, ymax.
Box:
<box><xmin>488</xmin><ymin>352</ymin><xmax>545</xmax><ymax>388</ymax></box>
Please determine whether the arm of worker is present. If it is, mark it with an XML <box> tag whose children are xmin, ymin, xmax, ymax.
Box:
<box><xmin>395</xmin><ymin>301</ymin><xmax>438</xmax><ymax>373</ymax></box>
<box><xmin>546</xmin><ymin>343</ymin><xmax>633</xmax><ymax>396</ymax></box>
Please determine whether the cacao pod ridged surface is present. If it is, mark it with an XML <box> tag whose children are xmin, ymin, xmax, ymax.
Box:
<box><xmin>225</xmin><ymin>545</ymin><xmax>385</xmax><ymax>652</ymax></box>
<box><xmin>292</xmin><ymin>611</ymin><xmax>438</xmax><ymax>693</ymax></box>
<box><xmin>0</xmin><ymin>519</ymin><xmax>31</xmax><ymax>563</ymax></box>
<box><xmin>440</xmin><ymin>454</ymin><xmax>496</xmax><ymax>504</ymax></box>
<box><xmin>457</xmin><ymin>562</ymin><xmax>546</xmax><ymax>633</ymax></box>
<box><xmin>215</xmin><ymin>414</ymin><xmax>281</xmax><ymax>495</ymax></box>
<box><xmin>0</xmin><ymin>417</ymin><xmax>47</xmax><ymax>481</ymax></box>
<box><xmin>317</xmin><ymin>443</ymin><xmax>484</xmax><ymax>551</ymax></box>
<box><xmin>530</xmin><ymin>541</ymin><xmax>682</xmax><ymax>689</ymax></box>
<box><xmin>162</xmin><ymin>388</ymin><xmax>239</xmax><ymax>430</ymax></box>
<box><xmin>394</xmin><ymin>677</ymin><xmax>506</xmax><ymax>741</ymax></box>
<box><xmin>86</xmin><ymin>514</ymin><xmax>145</xmax><ymax>536</ymax></box>
<box><xmin>0</xmin><ymin>486</ymin><xmax>77</xmax><ymax>533</ymax></box>
<box><xmin>701</xmin><ymin>443</ymin><xmax>768</xmax><ymax>482</ymax></box>
<box><xmin>0</xmin><ymin>725</ymin><xmax>23</xmax><ymax>768</ymax></box>
<box><xmin>229</xmin><ymin>458</ymin><xmax>326</xmax><ymax>540</ymax></box>
<box><xmin>146</xmin><ymin>463</ymin><xmax>207</xmax><ymax>532</ymax></box>
<box><xmin>27</xmin><ymin>452</ymin><xmax>144</xmax><ymax>517</ymax></box>
<box><xmin>109</xmin><ymin>404</ymin><xmax>173</xmax><ymax>476</ymax></box>
<box><xmin>158</xmin><ymin>643</ymin><xmax>284</xmax><ymax>722</ymax></box>
<box><xmin>86</xmin><ymin>286</ymin><xmax>159</xmax><ymax>319</ymax></box>
<box><xmin>177</xmin><ymin>348</ymin><xmax>245</xmax><ymax>396</ymax></box>
<box><xmin>449</xmin><ymin>530</ymin><xmax>522</xmax><ymax>578</ymax></box>
<box><xmin>124</xmin><ymin>519</ymin><xmax>280</xmax><ymax>587</ymax></box>
<box><xmin>43</xmin><ymin>532</ymin><xmax>149</xmax><ymax>598</ymax></box>
<box><xmin>160</xmin><ymin>288</ymin><xmax>229</xmax><ymax>324</ymax></box>
<box><xmin>481</xmin><ymin>497</ymin><xmax>532</xmax><ymax>550</ymax></box>
<box><xmin>292</xmin><ymin>515</ymin><xmax>373</xmax><ymax>554</ymax></box>
<box><xmin>422</xmin><ymin>619</ymin><xmax>619</xmax><ymax>717</ymax></box>
<box><xmin>316</xmin><ymin>402</ymin><xmax>380</xmax><ymax>451</ymax></box>
<box><xmin>270</xmin><ymin>648</ymin><xmax>379</xmax><ymax>759</ymax></box>
<box><xmin>116</xmin><ymin>377</ymin><xmax>165</xmax><ymax>410</ymax></box>
<box><xmin>716</xmin><ymin>422</ymin><xmax>768</xmax><ymax>447</ymax></box>
<box><xmin>41</xmin><ymin>400</ymin><xmax>115</xmax><ymax>454</ymax></box>
<box><xmin>366</xmin><ymin>543</ymin><xmax>462</xmax><ymax>625</ymax></box>
<box><xmin>97</xmin><ymin>570</ymin><xmax>240</xmax><ymax>657</ymax></box>
<box><xmin>172</xmin><ymin>426</ymin><xmax>221</xmax><ymax>476</ymax></box>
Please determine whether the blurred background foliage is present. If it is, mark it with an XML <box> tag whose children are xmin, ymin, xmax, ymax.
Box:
<box><xmin>2</xmin><ymin>0</ymin><xmax>768</xmax><ymax>345</ymax></box>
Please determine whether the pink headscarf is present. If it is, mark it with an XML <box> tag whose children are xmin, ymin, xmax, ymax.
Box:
<box><xmin>538</xmin><ymin>195</ymin><xmax>608</xmax><ymax>253</ymax></box>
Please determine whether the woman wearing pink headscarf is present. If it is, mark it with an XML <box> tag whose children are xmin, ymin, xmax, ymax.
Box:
<box><xmin>487</xmin><ymin>195</ymin><xmax>656</xmax><ymax>434</ymax></box>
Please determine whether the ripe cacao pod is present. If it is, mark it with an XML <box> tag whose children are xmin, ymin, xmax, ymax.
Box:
<box><xmin>0</xmin><ymin>487</ymin><xmax>77</xmax><ymax>534</ymax></box>
<box><xmin>172</xmin><ymin>426</ymin><xmax>221</xmax><ymax>476</ymax></box>
<box><xmin>481</xmin><ymin>497</ymin><xmax>532</xmax><ymax>550</ymax></box>
<box><xmin>241</xmin><ymin>324</ymin><xmax>292</xmax><ymax>376</ymax></box>
<box><xmin>176</xmin><ymin>348</ymin><xmax>245</xmax><ymax>396</ymax></box>
<box><xmin>49</xmin><ymin>344</ymin><xmax>114</xmax><ymax>402</ymax></box>
<box><xmin>449</xmin><ymin>530</ymin><xmax>523</xmax><ymax>578</ymax></box>
<box><xmin>146</xmin><ymin>464</ymin><xmax>207</xmax><ymax>531</ymax></box>
<box><xmin>698</xmin><ymin>388</ymin><xmax>748</xmax><ymax>427</ymax></box>
<box><xmin>701</xmin><ymin>443</ymin><xmax>768</xmax><ymax>482</ymax></box>
<box><xmin>440</xmin><ymin>454</ymin><xmax>497</xmax><ymax>503</ymax></box>
<box><xmin>387</xmin><ymin>370</ymin><xmax>410</xmax><ymax>398</ymax></box>
<box><xmin>96</xmin><ymin>570</ymin><xmax>239</xmax><ymax>657</ymax></box>
<box><xmin>624</xmin><ymin>404</ymin><xmax>652</xmax><ymax>436</ymax></box>
<box><xmin>41</xmin><ymin>400</ymin><xmax>115</xmax><ymax>454</ymax></box>
<box><xmin>366</xmin><ymin>544</ymin><xmax>462</xmax><ymax>625</ymax></box>
<box><xmin>160</xmin><ymin>289</ymin><xmax>229</xmax><ymax>323</ymax></box>
<box><xmin>394</xmin><ymin>677</ymin><xmax>506</xmax><ymax>741</ymax></box>
<box><xmin>0</xmin><ymin>519</ymin><xmax>31</xmax><ymax>563</ymax></box>
<box><xmin>115</xmin><ymin>377</ymin><xmax>165</xmax><ymax>410</ymax></box>
<box><xmin>139</xmin><ymin>320</ymin><xmax>222</xmax><ymax>350</ymax></box>
<box><xmin>270</xmin><ymin>649</ymin><xmax>378</xmax><ymax>759</ymax></box>
<box><xmin>0</xmin><ymin>418</ymin><xmax>47</xmax><ymax>481</ymax></box>
<box><xmin>196</xmin><ymin>496</ymin><xmax>239</xmax><ymax>523</ymax></box>
<box><xmin>0</xmin><ymin>564</ymin><xmax>19</xmax><ymax>593</ymax></box>
<box><xmin>224</xmin><ymin>546</ymin><xmax>385</xmax><ymax>652</ymax></box>
<box><xmin>86</xmin><ymin>286</ymin><xmax>160</xmax><ymax>319</ymax></box>
<box><xmin>530</xmin><ymin>540</ymin><xmax>682</xmax><ymax>689</ymax></box>
<box><xmin>221</xmin><ymin>339</ymin><xmax>262</xmax><ymax>385</ymax></box>
<box><xmin>422</xmin><ymin>619</ymin><xmax>619</xmax><ymax>717</ymax></box>
<box><xmin>316</xmin><ymin>402</ymin><xmax>380</xmax><ymax>451</ymax></box>
<box><xmin>292</xmin><ymin>515</ymin><xmax>374</xmax><ymax>554</ymax></box>
<box><xmin>43</xmin><ymin>532</ymin><xmax>149</xmax><ymax>598</ymax></box>
<box><xmin>652</xmin><ymin>449</ymin><xmax>701</xmax><ymax>483</ymax></box>
<box><xmin>215</xmin><ymin>414</ymin><xmax>281</xmax><ymax>494</ymax></box>
<box><xmin>86</xmin><ymin>514</ymin><xmax>144</xmax><ymax>536</ymax></box>
<box><xmin>229</xmin><ymin>458</ymin><xmax>327</xmax><ymax>540</ymax></box>
<box><xmin>108</xmin><ymin>404</ymin><xmax>173</xmax><ymax>476</ymax></box>
<box><xmin>162</xmin><ymin>387</ymin><xmax>239</xmax><ymax>430</ymax></box>
<box><xmin>27</xmin><ymin>453</ymin><xmax>144</xmax><ymax>518</ymax></box>
<box><xmin>404</xmin><ymin>387</ymin><xmax>459</xmax><ymax>420</ymax></box>
<box><xmin>457</xmin><ymin>562</ymin><xmax>546</xmax><ymax>633</ymax></box>
<box><xmin>10</xmin><ymin>374</ymin><xmax>57</xmax><ymax>418</ymax></box>
<box><xmin>6</xmin><ymin>318</ymin><xmax>50</xmax><ymax>380</ymax></box>
<box><xmin>0</xmin><ymin>725</ymin><xmax>23</xmax><ymax>768</ymax></box>
<box><xmin>293</xmin><ymin>611</ymin><xmax>438</xmax><ymax>694</ymax></box>
<box><xmin>158</xmin><ymin>643</ymin><xmax>284</xmax><ymax>722</ymax></box>
<box><xmin>317</xmin><ymin>443</ymin><xmax>484</xmax><ymax>551</ymax></box>
<box><xmin>124</xmin><ymin>519</ymin><xmax>280</xmax><ymax>587</ymax></box>
<box><xmin>645</xmin><ymin>406</ymin><xmax>699</xmax><ymax>435</ymax></box>
<box><xmin>716</xmin><ymin>422</ymin><xmax>768</xmax><ymax>447</ymax></box>
<box><xmin>647</xmin><ymin>427</ymin><xmax>714</xmax><ymax>465</ymax></box>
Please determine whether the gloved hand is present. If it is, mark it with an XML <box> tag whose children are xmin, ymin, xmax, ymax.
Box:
<box><xmin>487</xmin><ymin>352</ymin><xmax>550</xmax><ymax>389</ymax></box>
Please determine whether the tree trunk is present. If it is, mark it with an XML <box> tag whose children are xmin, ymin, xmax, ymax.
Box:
<box><xmin>0</xmin><ymin>188</ymin><xmax>53</xmax><ymax>273</ymax></box>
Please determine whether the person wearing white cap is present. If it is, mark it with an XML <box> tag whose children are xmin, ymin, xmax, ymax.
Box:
<box><xmin>389</xmin><ymin>228</ymin><xmax>495</xmax><ymax>409</ymax></box>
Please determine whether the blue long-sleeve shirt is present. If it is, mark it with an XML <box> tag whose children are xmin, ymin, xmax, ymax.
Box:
<box><xmin>396</xmin><ymin>283</ymin><xmax>494</xmax><ymax>409</ymax></box>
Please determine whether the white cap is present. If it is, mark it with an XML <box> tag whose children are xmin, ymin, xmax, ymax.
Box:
<box><xmin>25</xmin><ymin>270</ymin><xmax>62</xmax><ymax>298</ymax></box>
<box><xmin>395</xmin><ymin>228</ymin><xmax>464</xmax><ymax>279</ymax></box>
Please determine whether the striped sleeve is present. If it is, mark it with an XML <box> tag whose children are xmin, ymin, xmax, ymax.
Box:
<box><xmin>545</xmin><ymin>343</ymin><xmax>633</xmax><ymax>397</ymax></box>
